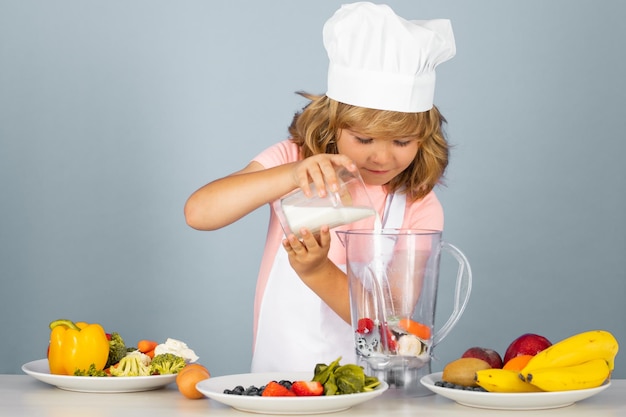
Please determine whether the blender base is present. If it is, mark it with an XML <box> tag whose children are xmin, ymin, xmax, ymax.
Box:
<box><xmin>359</xmin><ymin>356</ymin><xmax>434</xmax><ymax>397</ymax></box>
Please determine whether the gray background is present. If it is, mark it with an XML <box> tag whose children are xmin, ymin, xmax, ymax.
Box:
<box><xmin>1</xmin><ymin>0</ymin><xmax>624</xmax><ymax>378</ymax></box>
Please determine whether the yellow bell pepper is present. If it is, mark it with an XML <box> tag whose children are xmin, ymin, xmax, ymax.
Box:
<box><xmin>48</xmin><ymin>319</ymin><xmax>110</xmax><ymax>375</ymax></box>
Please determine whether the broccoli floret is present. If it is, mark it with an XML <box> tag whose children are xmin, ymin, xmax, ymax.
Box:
<box><xmin>74</xmin><ymin>363</ymin><xmax>108</xmax><ymax>377</ymax></box>
<box><xmin>149</xmin><ymin>353</ymin><xmax>186</xmax><ymax>375</ymax></box>
<box><xmin>109</xmin><ymin>351</ymin><xmax>151</xmax><ymax>377</ymax></box>
<box><xmin>105</xmin><ymin>332</ymin><xmax>127</xmax><ymax>369</ymax></box>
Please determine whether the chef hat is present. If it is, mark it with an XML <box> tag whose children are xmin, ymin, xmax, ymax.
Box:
<box><xmin>323</xmin><ymin>2</ymin><xmax>456</xmax><ymax>113</ymax></box>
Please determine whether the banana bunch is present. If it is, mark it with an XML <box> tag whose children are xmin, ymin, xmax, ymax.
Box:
<box><xmin>475</xmin><ymin>330</ymin><xmax>618</xmax><ymax>393</ymax></box>
<box><xmin>522</xmin><ymin>358</ymin><xmax>610</xmax><ymax>392</ymax></box>
<box><xmin>518</xmin><ymin>330</ymin><xmax>618</xmax><ymax>392</ymax></box>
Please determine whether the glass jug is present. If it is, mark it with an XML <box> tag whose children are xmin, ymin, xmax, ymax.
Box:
<box><xmin>274</xmin><ymin>166</ymin><xmax>375</xmax><ymax>238</ymax></box>
<box><xmin>336</xmin><ymin>229</ymin><xmax>472</xmax><ymax>397</ymax></box>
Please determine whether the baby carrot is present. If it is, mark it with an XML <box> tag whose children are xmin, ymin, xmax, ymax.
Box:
<box><xmin>398</xmin><ymin>319</ymin><xmax>431</xmax><ymax>340</ymax></box>
<box><xmin>137</xmin><ymin>340</ymin><xmax>158</xmax><ymax>354</ymax></box>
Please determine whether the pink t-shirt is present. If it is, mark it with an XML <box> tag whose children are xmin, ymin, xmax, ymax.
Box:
<box><xmin>251</xmin><ymin>140</ymin><xmax>444</xmax><ymax>344</ymax></box>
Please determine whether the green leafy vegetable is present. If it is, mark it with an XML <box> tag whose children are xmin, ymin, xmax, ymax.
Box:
<box><xmin>364</xmin><ymin>375</ymin><xmax>381</xmax><ymax>391</ymax></box>
<box><xmin>334</xmin><ymin>364</ymin><xmax>365</xmax><ymax>394</ymax></box>
<box><xmin>74</xmin><ymin>363</ymin><xmax>108</xmax><ymax>377</ymax></box>
<box><xmin>311</xmin><ymin>357</ymin><xmax>380</xmax><ymax>395</ymax></box>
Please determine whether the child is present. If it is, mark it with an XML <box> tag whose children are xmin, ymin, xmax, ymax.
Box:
<box><xmin>184</xmin><ymin>2</ymin><xmax>456</xmax><ymax>372</ymax></box>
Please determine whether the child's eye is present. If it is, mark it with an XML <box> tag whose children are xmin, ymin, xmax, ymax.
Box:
<box><xmin>355</xmin><ymin>136</ymin><xmax>373</xmax><ymax>144</ymax></box>
<box><xmin>393</xmin><ymin>140</ymin><xmax>412</xmax><ymax>147</ymax></box>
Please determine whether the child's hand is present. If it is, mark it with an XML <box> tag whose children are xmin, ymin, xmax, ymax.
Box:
<box><xmin>282</xmin><ymin>226</ymin><xmax>331</xmax><ymax>278</ymax></box>
<box><xmin>291</xmin><ymin>154</ymin><xmax>357</xmax><ymax>198</ymax></box>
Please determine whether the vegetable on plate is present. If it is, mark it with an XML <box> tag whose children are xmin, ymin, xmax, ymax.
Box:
<box><xmin>48</xmin><ymin>319</ymin><xmax>110</xmax><ymax>376</ymax></box>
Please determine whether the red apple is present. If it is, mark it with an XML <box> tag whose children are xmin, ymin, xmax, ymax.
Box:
<box><xmin>461</xmin><ymin>347</ymin><xmax>503</xmax><ymax>369</ymax></box>
<box><xmin>503</xmin><ymin>333</ymin><xmax>552</xmax><ymax>364</ymax></box>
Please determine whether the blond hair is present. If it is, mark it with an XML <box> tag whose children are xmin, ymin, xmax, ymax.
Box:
<box><xmin>288</xmin><ymin>93</ymin><xmax>449</xmax><ymax>201</ymax></box>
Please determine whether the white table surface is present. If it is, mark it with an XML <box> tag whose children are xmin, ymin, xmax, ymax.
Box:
<box><xmin>1</xmin><ymin>375</ymin><xmax>624</xmax><ymax>416</ymax></box>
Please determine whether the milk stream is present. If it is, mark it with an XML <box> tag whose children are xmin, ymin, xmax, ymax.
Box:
<box><xmin>371</xmin><ymin>214</ymin><xmax>391</xmax><ymax>322</ymax></box>
<box><xmin>372</xmin><ymin>214</ymin><xmax>384</xmax><ymax>282</ymax></box>
<box><xmin>282</xmin><ymin>205</ymin><xmax>375</xmax><ymax>235</ymax></box>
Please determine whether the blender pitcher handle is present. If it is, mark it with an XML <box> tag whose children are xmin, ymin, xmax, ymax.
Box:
<box><xmin>432</xmin><ymin>242</ymin><xmax>472</xmax><ymax>346</ymax></box>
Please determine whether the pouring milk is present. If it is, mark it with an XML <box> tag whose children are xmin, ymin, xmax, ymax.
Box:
<box><xmin>281</xmin><ymin>205</ymin><xmax>375</xmax><ymax>237</ymax></box>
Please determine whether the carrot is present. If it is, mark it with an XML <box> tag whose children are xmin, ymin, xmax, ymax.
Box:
<box><xmin>145</xmin><ymin>349</ymin><xmax>155</xmax><ymax>359</ymax></box>
<box><xmin>137</xmin><ymin>340</ymin><xmax>158</xmax><ymax>353</ymax></box>
<box><xmin>398</xmin><ymin>319</ymin><xmax>431</xmax><ymax>340</ymax></box>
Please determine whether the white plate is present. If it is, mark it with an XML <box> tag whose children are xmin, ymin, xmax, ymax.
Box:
<box><xmin>196</xmin><ymin>372</ymin><xmax>388</xmax><ymax>415</ymax></box>
<box><xmin>22</xmin><ymin>359</ymin><xmax>177</xmax><ymax>393</ymax></box>
<box><xmin>420</xmin><ymin>372</ymin><xmax>611</xmax><ymax>410</ymax></box>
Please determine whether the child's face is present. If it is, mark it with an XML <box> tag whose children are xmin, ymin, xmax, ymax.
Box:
<box><xmin>336</xmin><ymin>129</ymin><xmax>419</xmax><ymax>186</ymax></box>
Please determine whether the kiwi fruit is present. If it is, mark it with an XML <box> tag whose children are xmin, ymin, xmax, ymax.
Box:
<box><xmin>442</xmin><ymin>357</ymin><xmax>492</xmax><ymax>387</ymax></box>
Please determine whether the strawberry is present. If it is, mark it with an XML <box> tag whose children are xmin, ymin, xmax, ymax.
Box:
<box><xmin>380</xmin><ymin>323</ymin><xmax>397</xmax><ymax>352</ymax></box>
<box><xmin>356</xmin><ymin>318</ymin><xmax>375</xmax><ymax>334</ymax></box>
<box><xmin>291</xmin><ymin>380</ymin><xmax>324</xmax><ymax>396</ymax></box>
<box><xmin>262</xmin><ymin>381</ymin><xmax>296</xmax><ymax>397</ymax></box>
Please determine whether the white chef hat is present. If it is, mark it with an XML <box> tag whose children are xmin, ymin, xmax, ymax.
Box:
<box><xmin>323</xmin><ymin>2</ymin><xmax>456</xmax><ymax>113</ymax></box>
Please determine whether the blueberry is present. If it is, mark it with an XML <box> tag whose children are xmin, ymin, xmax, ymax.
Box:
<box><xmin>438</xmin><ymin>381</ymin><xmax>481</xmax><ymax>391</ymax></box>
<box><xmin>279</xmin><ymin>380</ymin><xmax>293</xmax><ymax>390</ymax></box>
<box><xmin>223</xmin><ymin>385</ymin><xmax>252</xmax><ymax>395</ymax></box>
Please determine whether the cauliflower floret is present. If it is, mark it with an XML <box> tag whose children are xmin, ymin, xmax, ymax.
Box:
<box><xmin>154</xmin><ymin>338</ymin><xmax>198</xmax><ymax>363</ymax></box>
<box><xmin>109</xmin><ymin>351</ymin><xmax>152</xmax><ymax>376</ymax></box>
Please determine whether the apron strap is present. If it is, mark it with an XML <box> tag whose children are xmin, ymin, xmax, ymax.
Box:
<box><xmin>382</xmin><ymin>192</ymin><xmax>406</xmax><ymax>229</ymax></box>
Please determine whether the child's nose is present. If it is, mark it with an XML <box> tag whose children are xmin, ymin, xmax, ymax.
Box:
<box><xmin>370</xmin><ymin>143</ymin><xmax>392</xmax><ymax>164</ymax></box>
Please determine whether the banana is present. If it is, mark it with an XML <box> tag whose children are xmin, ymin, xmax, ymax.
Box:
<box><xmin>520</xmin><ymin>330</ymin><xmax>618</xmax><ymax>377</ymax></box>
<box><xmin>524</xmin><ymin>358</ymin><xmax>610</xmax><ymax>391</ymax></box>
<box><xmin>475</xmin><ymin>369</ymin><xmax>543</xmax><ymax>393</ymax></box>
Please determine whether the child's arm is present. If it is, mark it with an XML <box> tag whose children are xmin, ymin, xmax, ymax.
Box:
<box><xmin>283</xmin><ymin>226</ymin><xmax>351</xmax><ymax>324</ymax></box>
<box><xmin>184</xmin><ymin>154</ymin><xmax>357</xmax><ymax>231</ymax></box>
<box><xmin>184</xmin><ymin>161</ymin><xmax>297</xmax><ymax>231</ymax></box>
